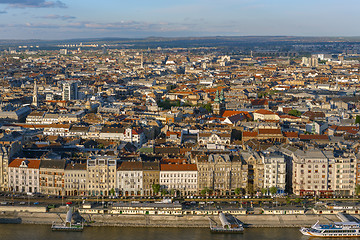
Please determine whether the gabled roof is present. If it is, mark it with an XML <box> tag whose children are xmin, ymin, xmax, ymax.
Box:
<box><xmin>9</xmin><ymin>159</ymin><xmax>41</xmax><ymax>169</ymax></box>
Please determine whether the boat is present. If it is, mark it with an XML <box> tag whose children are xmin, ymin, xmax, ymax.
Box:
<box><xmin>51</xmin><ymin>207</ymin><xmax>84</xmax><ymax>232</ymax></box>
<box><xmin>300</xmin><ymin>213</ymin><xmax>360</xmax><ymax>237</ymax></box>
<box><xmin>209</xmin><ymin>213</ymin><xmax>244</xmax><ymax>233</ymax></box>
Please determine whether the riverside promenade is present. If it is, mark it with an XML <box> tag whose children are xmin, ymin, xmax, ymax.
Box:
<box><xmin>0</xmin><ymin>211</ymin><xmax>348</xmax><ymax>228</ymax></box>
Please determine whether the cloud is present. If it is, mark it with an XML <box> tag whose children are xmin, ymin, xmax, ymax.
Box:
<box><xmin>0</xmin><ymin>10</ymin><xmax>6</xmax><ymax>13</ymax></box>
<box><xmin>0</xmin><ymin>0</ymin><xmax>66</xmax><ymax>8</ymax></box>
<box><xmin>40</xmin><ymin>14</ymin><xmax>76</xmax><ymax>20</ymax></box>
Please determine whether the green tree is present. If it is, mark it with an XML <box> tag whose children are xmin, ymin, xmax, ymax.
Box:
<box><xmin>152</xmin><ymin>184</ymin><xmax>161</xmax><ymax>195</ymax></box>
<box><xmin>355</xmin><ymin>115</ymin><xmax>360</xmax><ymax>124</ymax></box>
<box><xmin>234</xmin><ymin>188</ymin><xmax>242</xmax><ymax>195</ymax></box>
<box><xmin>261</xmin><ymin>188</ymin><xmax>268</xmax><ymax>195</ymax></box>
<box><xmin>170</xmin><ymin>189</ymin><xmax>175</xmax><ymax>195</ymax></box>
<box><xmin>294</xmin><ymin>198</ymin><xmax>301</xmax><ymax>204</ymax></box>
<box><xmin>355</xmin><ymin>185</ymin><xmax>360</xmax><ymax>195</ymax></box>
<box><xmin>288</xmin><ymin>109</ymin><xmax>302</xmax><ymax>117</ymax></box>
<box><xmin>201</xmin><ymin>188</ymin><xmax>209</xmax><ymax>195</ymax></box>
<box><xmin>202</xmin><ymin>103</ymin><xmax>212</xmax><ymax>113</ymax></box>
<box><xmin>109</xmin><ymin>188</ymin><xmax>115</xmax><ymax>196</ymax></box>
<box><xmin>161</xmin><ymin>189</ymin><xmax>168</xmax><ymax>196</ymax></box>
<box><xmin>270</xmin><ymin>186</ymin><xmax>278</xmax><ymax>195</ymax></box>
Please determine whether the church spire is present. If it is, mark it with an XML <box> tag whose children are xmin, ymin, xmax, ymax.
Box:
<box><xmin>32</xmin><ymin>80</ymin><xmax>38</xmax><ymax>107</ymax></box>
<box><xmin>220</xmin><ymin>89</ymin><xmax>225</xmax><ymax>102</ymax></box>
<box><xmin>214</xmin><ymin>89</ymin><xmax>220</xmax><ymax>102</ymax></box>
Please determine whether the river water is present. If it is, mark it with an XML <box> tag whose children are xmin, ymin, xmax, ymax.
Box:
<box><xmin>1</xmin><ymin>224</ymin><xmax>359</xmax><ymax>240</ymax></box>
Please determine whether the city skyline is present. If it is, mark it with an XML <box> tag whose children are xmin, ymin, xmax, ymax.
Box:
<box><xmin>0</xmin><ymin>0</ymin><xmax>359</xmax><ymax>39</ymax></box>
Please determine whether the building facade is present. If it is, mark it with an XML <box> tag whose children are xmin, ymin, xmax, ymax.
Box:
<box><xmin>160</xmin><ymin>163</ymin><xmax>198</xmax><ymax>196</ymax></box>
<box><xmin>87</xmin><ymin>156</ymin><xmax>117</xmax><ymax>196</ymax></box>
<box><xmin>8</xmin><ymin>159</ymin><xmax>40</xmax><ymax>193</ymax></box>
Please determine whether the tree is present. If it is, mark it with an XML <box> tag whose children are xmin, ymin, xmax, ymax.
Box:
<box><xmin>288</xmin><ymin>109</ymin><xmax>302</xmax><ymax>117</ymax></box>
<box><xmin>202</xmin><ymin>103</ymin><xmax>212</xmax><ymax>113</ymax></box>
<box><xmin>270</xmin><ymin>186</ymin><xmax>278</xmax><ymax>195</ymax></box>
<box><xmin>355</xmin><ymin>116</ymin><xmax>360</xmax><ymax>125</ymax></box>
<box><xmin>261</xmin><ymin>188</ymin><xmax>268</xmax><ymax>195</ymax></box>
<box><xmin>201</xmin><ymin>188</ymin><xmax>209</xmax><ymax>195</ymax></box>
<box><xmin>234</xmin><ymin>188</ymin><xmax>243</xmax><ymax>195</ymax></box>
<box><xmin>161</xmin><ymin>189</ymin><xmax>168</xmax><ymax>196</ymax></box>
<box><xmin>109</xmin><ymin>188</ymin><xmax>115</xmax><ymax>196</ymax></box>
<box><xmin>170</xmin><ymin>189</ymin><xmax>175</xmax><ymax>196</ymax></box>
<box><xmin>355</xmin><ymin>185</ymin><xmax>360</xmax><ymax>195</ymax></box>
<box><xmin>152</xmin><ymin>184</ymin><xmax>161</xmax><ymax>195</ymax></box>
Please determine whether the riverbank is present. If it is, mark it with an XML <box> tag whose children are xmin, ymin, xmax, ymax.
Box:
<box><xmin>0</xmin><ymin>211</ymin><xmax>350</xmax><ymax>228</ymax></box>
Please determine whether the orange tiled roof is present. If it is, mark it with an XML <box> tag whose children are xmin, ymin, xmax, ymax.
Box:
<box><xmin>242</xmin><ymin>131</ymin><xmax>258</xmax><ymax>137</ymax></box>
<box><xmin>254</xmin><ymin>109</ymin><xmax>276</xmax><ymax>115</ymax></box>
<box><xmin>9</xmin><ymin>159</ymin><xmax>41</xmax><ymax>169</ymax></box>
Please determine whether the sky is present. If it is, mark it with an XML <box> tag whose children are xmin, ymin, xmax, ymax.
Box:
<box><xmin>0</xmin><ymin>0</ymin><xmax>358</xmax><ymax>39</ymax></box>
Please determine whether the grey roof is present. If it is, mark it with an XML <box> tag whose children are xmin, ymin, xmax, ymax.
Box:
<box><xmin>40</xmin><ymin>159</ymin><xmax>66</xmax><ymax>169</ymax></box>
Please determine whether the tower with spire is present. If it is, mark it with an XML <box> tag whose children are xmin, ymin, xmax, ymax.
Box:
<box><xmin>212</xmin><ymin>88</ymin><xmax>226</xmax><ymax>116</ymax></box>
<box><xmin>32</xmin><ymin>80</ymin><xmax>38</xmax><ymax>107</ymax></box>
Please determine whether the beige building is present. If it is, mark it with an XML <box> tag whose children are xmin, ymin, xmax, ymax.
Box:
<box><xmin>143</xmin><ymin>162</ymin><xmax>160</xmax><ymax>196</ymax></box>
<box><xmin>87</xmin><ymin>155</ymin><xmax>117</xmax><ymax>196</ymax></box>
<box><xmin>39</xmin><ymin>160</ymin><xmax>66</xmax><ymax>196</ymax></box>
<box><xmin>196</xmin><ymin>154</ymin><xmax>248</xmax><ymax>195</ymax></box>
<box><xmin>64</xmin><ymin>162</ymin><xmax>87</xmax><ymax>196</ymax></box>
<box><xmin>253</xmin><ymin>109</ymin><xmax>280</xmax><ymax>121</ymax></box>
<box><xmin>0</xmin><ymin>141</ymin><xmax>21</xmax><ymax>191</ymax></box>
<box><xmin>292</xmin><ymin>149</ymin><xmax>357</xmax><ymax>196</ymax></box>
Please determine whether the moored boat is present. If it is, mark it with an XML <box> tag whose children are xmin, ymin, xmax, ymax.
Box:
<box><xmin>209</xmin><ymin>213</ymin><xmax>244</xmax><ymax>234</ymax></box>
<box><xmin>300</xmin><ymin>220</ymin><xmax>360</xmax><ymax>237</ymax></box>
<box><xmin>51</xmin><ymin>207</ymin><xmax>84</xmax><ymax>232</ymax></box>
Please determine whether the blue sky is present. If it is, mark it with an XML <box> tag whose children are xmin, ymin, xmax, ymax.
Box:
<box><xmin>0</xmin><ymin>0</ymin><xmax>358</xmax><ymax>39</ymax></box>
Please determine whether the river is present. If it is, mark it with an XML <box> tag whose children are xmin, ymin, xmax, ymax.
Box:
<box><xmin>1</xmin><ymin>224</ymin><xmax>359</xmax><ymax>240</ymax></box>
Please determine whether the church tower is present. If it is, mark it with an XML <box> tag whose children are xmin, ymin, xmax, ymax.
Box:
<box><xmin>32</xmin><ymin>80</ymin><xmax>38</xmax><ymax>107</ymax></box>
<box><xmin>212</xmin><ymin>89</ymin><xmax>226</xmax><ymax>116</ymax></box>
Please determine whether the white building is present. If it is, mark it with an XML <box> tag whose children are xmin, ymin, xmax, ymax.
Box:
<box><xmin>160</xmin><ymin>164</ymin><xmax>197</xmax><ymax>196</ymax></box>
<box><xmin>62</xmin><ymin>81</ymin><xmax>78</xmax><ymax>101</ymax></box>
<box><xmin>99</xmin><ymin>127</ymin><xmax>146</xmax><ymax>148</ymax></box>
<box><xmin>8</xmin><ymin>159</ymin><xmax>40</xmax><ymax>193</ymax></box>
<box><xmin>117</xmin><ymin>161</ymin><xmax>143</xmax><ymax>196</ymax></box>
<box><xmin>262</xmin><ymin>153</ymin><xmax>286</xmax><ymax>194</ymax></box>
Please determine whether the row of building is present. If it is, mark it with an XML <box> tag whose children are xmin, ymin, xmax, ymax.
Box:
<box><xmin>5</xmin><ymin>146</ymin><xmax>359</xmax><ymax>197</ymax></box>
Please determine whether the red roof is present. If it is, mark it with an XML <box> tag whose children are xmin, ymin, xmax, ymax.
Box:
<box><xmin>258</xmin><ymin>129</ymin><xmax>282</xmax><ymax>135</ymax></box>
<box><xmin>166</xmin><ymin>131</ymin><xmax>181</xmax><ymax>137</ymax></box>
<box><xmin>160</xmin><ymin>164</ymin><xmax>197</xmax><ymax>171</ymax></box>
<box><xmin>222</xmin><ymin>110</ymin><xmax>242</xmax><ymax>118</ymax></box>
<box><xmin>299</xmin><ymin>134</ymin><xmax>328</xmax><ymax>140</ymax></box>
<box><xmin>254</xmin><ymin>109</ymin><xmax>276</xmax><ymax>115</ymax></box>
<box><xmin>9</xmin><ymin>159</ymin><xmax>41</xmax><ymax>169</ymax></box>
<box><xmin>251</xmin><ymin>99</ymin><xmax>269</xmax><ymax>106</ymax></box>
<box><xmin>283</xmin><ymin>132</ymin><xmax>299</xmax><ymax>138</ymax></box>
<box><xmin>242</xmin><ymin>131</ymin><xmax>258</xmax><ymax>137</ymax></box>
